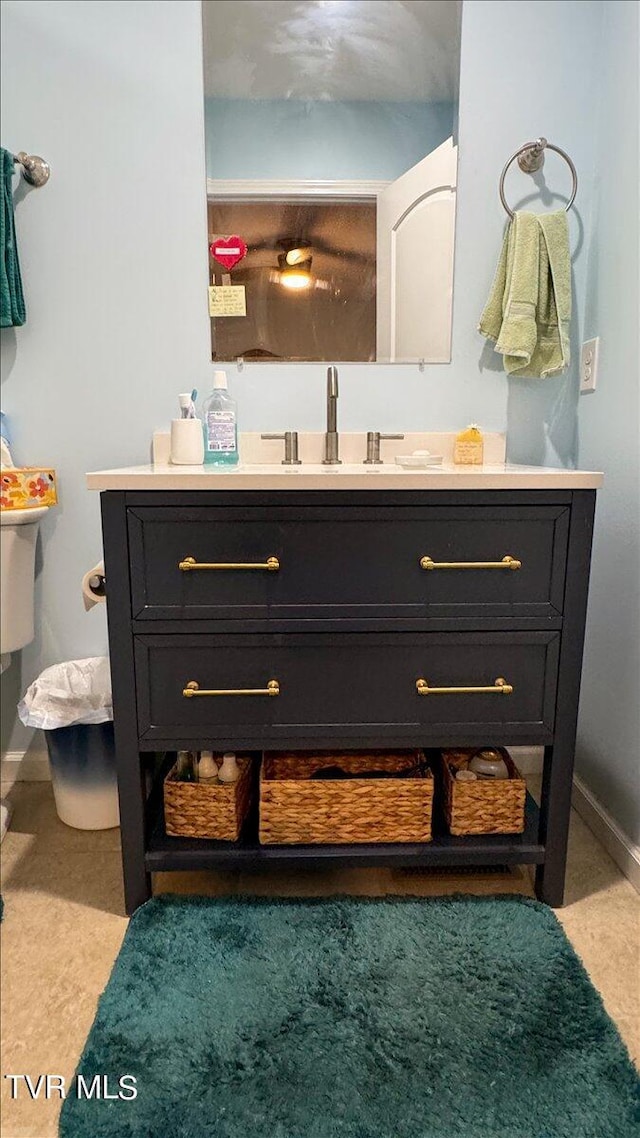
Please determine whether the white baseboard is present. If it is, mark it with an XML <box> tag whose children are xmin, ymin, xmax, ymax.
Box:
<box><xmin>1</xmin><ymin>748</ymin><xmax>50</xmax><ymax>786</ymax></box>
<box><xmin>572</xmin><ymin>774</ymin><xmax>640</xmax><ymax>894</ymax></box>
<box><xmin>509</xmin><ymin>749</ymin><xmax>639</xmax><ymax>893</ymax></box>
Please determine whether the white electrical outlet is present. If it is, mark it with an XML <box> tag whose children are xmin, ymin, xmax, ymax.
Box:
<box><xmin>580</xmin><ymin>337</ymin><xmax>599</xmax><ymax>394</ymax></box>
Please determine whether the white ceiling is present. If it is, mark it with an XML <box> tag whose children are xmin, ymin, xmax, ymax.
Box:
<box><xmin>202</xmin><ymin>1</ymin><xmax>461</xmax><ymax>102</ymax></box>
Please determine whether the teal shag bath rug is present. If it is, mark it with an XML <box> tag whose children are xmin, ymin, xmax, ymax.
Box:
<box><xmin>60</xmin><ymin>894</ymin><xmax>639</xmax><ymax>1138</ymax></box>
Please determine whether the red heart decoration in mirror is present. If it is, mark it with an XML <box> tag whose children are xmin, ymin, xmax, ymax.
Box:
<box><xmin>209</xmin><ymin>235</ymin><xmax>247</xmax><ymax>270</ymax></box>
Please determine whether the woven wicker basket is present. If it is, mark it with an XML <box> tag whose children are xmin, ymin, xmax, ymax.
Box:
<box><xmin>441</xmin><ymin>748</ymin><xmax>526</xmax><ymax>836</ymax></box>
<box><xmin>163</xmin><ymin>757</ymin><xmax>253</xmax><ymax>840</ymax></box>
<box><xmin>259</xmin><ymin>750</ymin><xmax>433</xmax><ymax>845</ymax></box>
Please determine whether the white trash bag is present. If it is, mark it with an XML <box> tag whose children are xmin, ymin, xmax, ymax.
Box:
<box><xmin>18</xmin><ymin>657</ymin><xmax>113</xmax><ymax>730</ymax></box>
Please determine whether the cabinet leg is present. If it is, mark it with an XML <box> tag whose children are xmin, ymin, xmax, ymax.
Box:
<box><xmin>535</xmin><ymin>862</ymin><xmax>565</xmax><ymax>908</ymax></box>
<box><xmin>535</xmin><ymin>491</ymin><xmax>596</xmax><ymax>906</ymax></box>
<box><xmin>535</xmin><ymin>743</ymin><xmax>574</xmax><ymax>906</ymax></box>
<box><xmin>122</xmin><ymin>859</ymin><xmax>152</xmax><ymax>916</ymax></box>
<box><xmin>116</xmin><ymin>753</ymin><xmax>152</xmax><ymax>915</ymax></box>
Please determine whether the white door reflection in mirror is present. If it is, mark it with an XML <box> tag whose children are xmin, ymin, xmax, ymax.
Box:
<box><xmin>377</xmin><ymin>138</ymin><xmax>457</xmax><ymax>363</ymax></box>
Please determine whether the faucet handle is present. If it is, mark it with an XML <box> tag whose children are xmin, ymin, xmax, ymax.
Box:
<box><xmin>327</xmin><ymin>365</ymin><xmax>339</xmax><ymax>397</ymax></box>
<box><xmin>364</xmin><ymin>431</ymin><xmax>404</xmax><ymax>465</ymax></box>
<box><xmin>261</xmin><ymin>431</ymin><xmax>302</xmax><ymax>465</ymax></box>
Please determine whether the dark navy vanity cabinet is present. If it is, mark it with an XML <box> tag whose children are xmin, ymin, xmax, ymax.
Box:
<box><xmin>100</xmin><ymin>488</ymin><xmax>596</xmax><ymax>914</ymax></box>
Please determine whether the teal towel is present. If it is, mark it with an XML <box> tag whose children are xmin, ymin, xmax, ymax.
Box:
<box><xmin>1</xmin><ymin>148</ymin><xmax>26</xmax><ymax>328</ymax></box>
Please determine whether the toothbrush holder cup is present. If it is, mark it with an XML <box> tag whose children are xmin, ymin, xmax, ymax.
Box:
<box><xmin>170</xmin><ymin>418</ymin><xmax>205</xmax><ymax>465</ymax></box>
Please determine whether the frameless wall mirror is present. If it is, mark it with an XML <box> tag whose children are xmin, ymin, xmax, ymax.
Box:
<box><xmin>202</xmin><ymin>0</ymin><xmax>461</xmax><ymax>364</ymax></box>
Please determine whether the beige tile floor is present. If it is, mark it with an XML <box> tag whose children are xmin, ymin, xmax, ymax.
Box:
<box><xmin>1</xmin><ymin>779</ymin><xmax>639</xmax><ymax>1138</ymax></box>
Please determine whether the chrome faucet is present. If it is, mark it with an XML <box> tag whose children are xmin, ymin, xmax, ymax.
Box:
<box><xmin>323</xmin><ymin>365</ymin><xmax>341</xmax><ymax>465</ymax></box>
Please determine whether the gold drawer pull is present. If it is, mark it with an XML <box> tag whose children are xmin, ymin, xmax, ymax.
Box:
<box><xmin>183</xmin><ymin>679</ymin><xmax>280</xmax><ymax>698</ymax></box>
<box><xmin>419</xmin><ymin>555</ymin><xmax>521</xmax><ymax>571</ymax></box>
<box><xmin>416</xmin><ymin>676</ymin><xmax>513</xmax><ymax>696</ymax></box>
<box><xmin>179</xmin><ymin>556</ymin><xmax>280</xmax><ymax>572</ymax></box>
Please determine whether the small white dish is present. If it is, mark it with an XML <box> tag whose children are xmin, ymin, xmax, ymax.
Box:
<box><xmin>395</xmin><ymin>454</ymin><xmax>444</xmax><ymax>469</ymax></box>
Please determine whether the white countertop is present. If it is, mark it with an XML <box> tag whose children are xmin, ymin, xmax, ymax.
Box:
<box><xmin>86</xmin><ymin>462</ymin><xmax>603</xmax><ymax>491</ymax></box>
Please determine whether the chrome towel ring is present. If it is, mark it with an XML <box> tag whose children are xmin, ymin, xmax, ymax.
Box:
<box><xmin>499</xmin><ymin>137</ymin><xmax>577</xmax><ymax>218</ymax></box>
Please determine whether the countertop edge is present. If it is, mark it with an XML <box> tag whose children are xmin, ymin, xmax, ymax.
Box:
<box><xmin>86</xmin><ymin>469</ymin><xmax>604</xmax><ymax>491</ymax></box>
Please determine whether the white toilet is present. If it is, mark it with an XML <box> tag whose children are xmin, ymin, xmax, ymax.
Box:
<box><xmin>0</xmin><ymin>505</ymin><xmax>48</xmax><ymax>666</ymax></box>
<box><xmin>1</xmin><ymin>503</ymin><xmax>49</xmax><ymax>840</ymax></box>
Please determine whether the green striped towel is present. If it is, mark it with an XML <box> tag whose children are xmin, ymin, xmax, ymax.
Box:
<box><xmin>1</xmin><ymin>147</ymin><xmax>26</xmax><ymax>328</ymax></box>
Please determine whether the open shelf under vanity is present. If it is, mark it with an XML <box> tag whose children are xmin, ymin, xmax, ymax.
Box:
<box><xmin>143</xmin><ymin>756</ymin><xmax>544</xmax><ymax>874</ymax></box>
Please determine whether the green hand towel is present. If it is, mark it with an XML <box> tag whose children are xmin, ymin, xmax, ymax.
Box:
<box><xmin>479</xmin><ymin>209</ymin><xmax>571</xmax><ymax>377</ymax></box>
<box><xmin>1</xmin><ymin>147</ymin><xmax>26</xmax><ymax>328</ymax></box>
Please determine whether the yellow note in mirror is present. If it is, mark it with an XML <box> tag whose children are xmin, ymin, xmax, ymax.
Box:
<box><xmin>209</xmin><ymin>285</ymin><xmax>247</xmax><ymax>318</ymax></box>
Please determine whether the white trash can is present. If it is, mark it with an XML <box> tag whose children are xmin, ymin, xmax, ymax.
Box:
<box><xmin>18</xmin><ymin>657</ymin><xmax>119</xmax><ymax>830</ymax></box>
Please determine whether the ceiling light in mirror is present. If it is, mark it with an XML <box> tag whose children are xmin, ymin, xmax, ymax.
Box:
<box><xmin>279</xmin><ymin>266</ymin><xmax>313</xmax><ymax>291</ymax></box>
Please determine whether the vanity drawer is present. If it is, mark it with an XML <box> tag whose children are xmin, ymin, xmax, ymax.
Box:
<box><xmin>134</xmin><ymin>632</ymin><xmax>559</xmax><ymax>744</ymax></box>
<box><xmin>128</xmin><ymin>505</ymin><xmax>569</xmax><ymax>623</ymax></box>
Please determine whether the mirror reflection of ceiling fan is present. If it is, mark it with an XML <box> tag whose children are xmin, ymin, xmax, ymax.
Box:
<box><xmin>236</xmin><ymin>237</ymin><xmax>372</xmax><ymax>292</ymax></box>
<box><xmin>274</xmin><ymin>239</ymin><xmax>318</xmax><ymax>291</ymax></box>
<box><xmin>265</xmin><ymin>238</ymin><xmax>327</xmax><ymax>291</ymax></box>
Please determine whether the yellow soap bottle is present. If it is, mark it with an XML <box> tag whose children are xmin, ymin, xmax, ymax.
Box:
<box><xmin>454</xmin><ymin>424</ymin><xmax>484</xmax><ymax>465</ymax></box>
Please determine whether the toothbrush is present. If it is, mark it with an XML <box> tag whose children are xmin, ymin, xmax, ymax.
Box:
<box><xmin>178</xmin><ymin>392</ymin><xmax>198</xmax><ymax>419</ymax></box>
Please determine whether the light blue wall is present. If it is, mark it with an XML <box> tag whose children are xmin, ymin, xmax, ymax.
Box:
<box><xmin>0</xmin><ymin>0</ymin><xmax>211</xmax><ymax>751</ymax></box>
<box><xmin>576</xmin><ymin>1</ymin><xmax>640</xmax><ymax>843</ymax></box>
<box><xmin>205</xmin><ymin>97</ymin><xmax>455</xmax><ymax>181</ymax></box>
<box><xmin>1</xmin><ymin>0</ymin><xmax>602</xmax><ymax>755</ymax></box>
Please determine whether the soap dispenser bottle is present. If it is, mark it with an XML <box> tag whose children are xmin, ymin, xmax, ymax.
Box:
<box><xmin>218</xmin><ymin>752</ymin><xmax>240</xmax><ymax>783</ymax></box>
<box><xmin>454</xmin><ymin>424</ymin><xmax>484</xmax><ymax>465</ymax></box>
<box><xmin>202</xmin><ymin>370</ymin><xmax>239</xmax><ymax>466</ymax></box>
<box><xmin>198</xmin><ymin>750</ymin><xmax>219</xmax><ymax>784</ymax></box>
